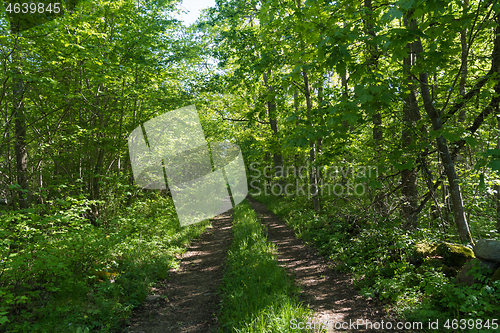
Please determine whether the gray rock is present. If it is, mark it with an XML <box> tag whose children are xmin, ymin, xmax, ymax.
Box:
<box><xmin>473</xmin><ymin>239</ymin><xmax>500</xmax><ymax>262</ymax></box>
<box><xmin>456</xmin><ymin>259</ymin><xmax>500</xmax><ymax>286</ymax></box>
<box><xmin>146</xmin><ymin>295</ymin><xmax>161</xmax><ymax>301</ymax></box>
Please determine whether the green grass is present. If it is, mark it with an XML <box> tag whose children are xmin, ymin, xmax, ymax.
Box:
<box><xmin>218</xmin><ymin>200</ymin><xmax>313</xmax><ymax>332</ymax></box>
<box><xmin>253</xmin><ymin>194</ymin><xmax>500</xmax><ymax>332</ymax></box>
<box><xmin>0</xmin><ymin>192</ymin><xmax>209</xmax><ymax>332</ymax></box>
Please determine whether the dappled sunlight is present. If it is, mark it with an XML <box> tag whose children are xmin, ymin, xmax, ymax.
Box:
<box><xmin>124</xmin><ymin>210</ymin><xmax>233</xmax><ymax>333</ymax></box>
<box><xmin>248</xmin><ymin>198</ymin><xmax>387</xmax><ymax>332</ymax></box>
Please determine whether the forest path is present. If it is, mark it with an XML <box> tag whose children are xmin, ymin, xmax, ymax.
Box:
<box><xmin>247</xmin><ymin>197</ymin><xmax>388</xmax><ymax>333</ymax></box>
<box><xmin>122</xmin><ymin>210</ymin><xmax>233</xmax><ymax>333</ymax></box>
<box><xmin>123</xmin><ymin>198</ymin><xmax>391</xmax><ymax>333</ymax></box>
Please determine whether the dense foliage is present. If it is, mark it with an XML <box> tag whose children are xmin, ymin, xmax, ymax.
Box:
<box><xmin>0</xmin><ymin>189</ymin><xmax>209</xmax><ymax>331</ymax></box>
<box><xmin>257</xmin><ymin>194</ymin><xmax>500</xmax><ymax>329</ymax></box>
<box><xmin>1</xmin><ymin>0</ymin><xmax>500</xmax><ymax>330</ymax></box>
<box><xmin>199</xmin><ymin>0</ymin><xmax>500</xmax><ymax>329</ymax></box>
<box><xmin>0</xmin><ymin>0</ymin><xmax>214</xmax><ymax>331</ymax></box>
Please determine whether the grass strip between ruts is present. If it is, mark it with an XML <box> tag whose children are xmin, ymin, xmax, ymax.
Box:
<box><xmin>218</xmin><ymin>199</ymin><xmax>314</xmax><ymax>332</ymax></box>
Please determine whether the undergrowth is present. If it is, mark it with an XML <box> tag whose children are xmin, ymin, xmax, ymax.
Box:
<box><xmin>0</xmin><ymin>191</ymin><xmax>208</xmax><ymax>332</ymax></box>
<box><xmin>254</xmin><ymin>194</ymin><xmax>500</xmax><ymax>333</ymax></box>
<box><xmin>218</xmin><ymin>200</ymin><xmax>313</xmax><ymax>332</ymax></box>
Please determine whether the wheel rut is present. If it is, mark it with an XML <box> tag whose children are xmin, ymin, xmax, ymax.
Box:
<box><xmin>123</xmin><ymin>198</ymin><xmax>394</xmax><ymax>333</ymax></box>
<box><xmin>123</xmin><ymin>210</ymin><xmax>233</xmax><ymax>333</ymax></box>
<box><xmin>247</xmin><ymin>198</ymin><xmax>389</xmax><ymax>333</ymax></box>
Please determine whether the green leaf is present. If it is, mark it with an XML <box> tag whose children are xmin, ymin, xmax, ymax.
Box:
<box><xmin>463</xmin><ymin>136</ymin><xmax>477</xmax><ymax>147</ymax></box>
<box><xmin>342</xmin><ymin>113</ymin><xmax>358</xmax><ymax>124</ymax></box>
<box><xmin>474</xmin><ymin>158</ymin><xmax>488</xmax><ymax>171</ymax></box>
<box><xmin>369</xmin><ymin>180</ymin><xmax>383</xmax><ymax>189</ymax></box>
<box><xmin>487</xmin><ymin>159</ymin><xmax>500</xmax><ymax>172</ymax></box>
<box><xmin>441</xmin><ymin>131</ymin><xmax>461</xmax><ymax>142</ymax></box>
<box><xmin>478</xmin><ymin>173</ymin><xmax>486</xmax><ymax>191</ymax></box>
<box><xmin>393</xmin><ymin>161</ymin><xmax>415</xmax><ymax>170</ymax></box>
<box><xmin>482</xmin><ymin>149</ymin><xmax>500</xmax><ymax>158</ymax></box>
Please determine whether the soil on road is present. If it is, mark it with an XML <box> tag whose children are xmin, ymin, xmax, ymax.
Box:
<box><xmin>123</xmin><ymin>210</ymin><xmax>233</xmax><ymax>333</ymax></box>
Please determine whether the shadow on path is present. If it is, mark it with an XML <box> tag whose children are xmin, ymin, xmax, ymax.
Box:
<box><xmin>247</xmin><ymin>197</ymin><xmax>390</xmax><ymax>333</ymax></box>
<box><xmin>123</xmin><ymin>210</ymin><xmax>233</xmax><ymax>333</ymax></box>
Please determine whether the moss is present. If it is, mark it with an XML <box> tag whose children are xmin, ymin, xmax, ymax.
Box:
<box><xmin>415</xmin><ymin>241</ymin><xmax>437</xmax><ymax>257</ymax></box>
<box><xmin>435</xmin><ymin>242</ymin><xmax>475</xmax><ymax>267</ymax></box>
<box><xmin>412</xmin><ymin>242</ymin><xmax>474</xmax><ymax>273</ymax></box>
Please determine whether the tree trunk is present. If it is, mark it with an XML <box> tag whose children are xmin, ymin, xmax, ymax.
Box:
<box><xmin>263</xmin><ymin>70</ymin><xmax>284</xmax><ymax>179</ymax></box>
<box><xmin>401</xmin><ymin>15</ymin><xmax>420</xmax><ymax>227</ymax></box>
<box><xmin>302</xmin><ymin>70</ymin><xmax>320</xmax><ymax>212</ymax></box>
<box><xmin>413</xmin><ymin>31</ymin><xmax>474</xmax><ymax>244</ymax></box>
<box><xmin>294</xmin><ymin>88</ymin><xmax>300</xmax><ymax>167</ymax></box>
<box><xmin>317</xmin><ymin>77</ymin><xmax>324</xmax><ymax>194</ymax></box>
<box><xmin>11</xmin><ymin>33</ymin><xmax>29</xmax><ymax>209</ymax></box>
<box><xmin>496</xmin><ymin>109</ymin><xmax>500</xmax><ymax>233</ymax></box>
<box><xmin>458</xmin><ymin>0</ymin><xmax>469</xmax><ymax>123</ymax></box>
<box><xmin>341</xmin><ymin>71</ymin><xmax>349</xmax><ymax>129</ymax></box>
<box><xmin>364</xmin><ymin>0</ymin><xmax>382</xmax><ymax>143</ymax></box>
<box><xmin>435</xmin><ymin>135</ymin><xmax>472</xmax><ymax>243</ymax></box>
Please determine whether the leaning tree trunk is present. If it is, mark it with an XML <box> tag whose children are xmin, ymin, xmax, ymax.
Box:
<box><xmin>413</xmin><ymin>33</ymin><xmax>474</xmax><ymax>245</ymax></box>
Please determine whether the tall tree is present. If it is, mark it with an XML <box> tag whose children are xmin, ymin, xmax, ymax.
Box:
<box><xmin>10</xmin><ymin>25</ymin><xmax>29</xmax><ymax>209</ymax></box>
<box><xmin>401</xmin><ymin>13</ymin><xmax>421</xmax><ymax>227</ymax></box>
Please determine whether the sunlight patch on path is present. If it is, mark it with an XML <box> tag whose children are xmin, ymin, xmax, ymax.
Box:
<box><xmin>247</xmin><ymin>198</ymin><xmax>387</xmax><ymax>333</ymax></box>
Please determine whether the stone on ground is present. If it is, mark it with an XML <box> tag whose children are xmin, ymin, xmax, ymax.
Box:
<box><xmin>473</xmin><ymin>239</ymin><xmax>500</xmax><ymax>263</ymax></box>
<box><xmin>456</xmin><ymin>259</ymin><xmax>500</xmax><ymax>286</ymax></box>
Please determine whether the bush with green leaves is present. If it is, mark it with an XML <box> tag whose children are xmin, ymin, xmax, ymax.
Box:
<box><xmin>254</xmin><ymin>194</ymin><xmax>500</xmax><ymax>331</ymax></box>
<box><xmin>0</xmin><ymin>190</ymin><xmax>208</xmax><ymax>332</ymax></box>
